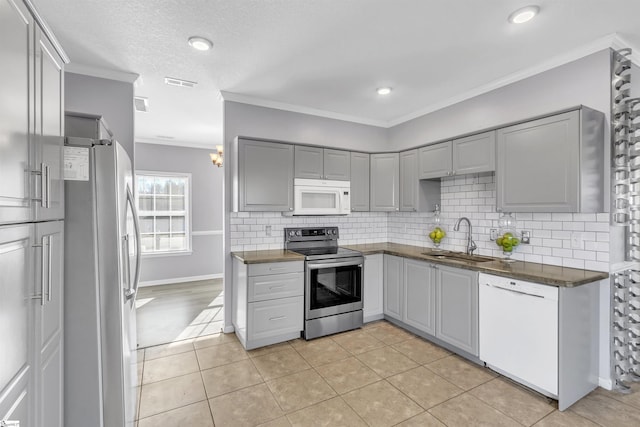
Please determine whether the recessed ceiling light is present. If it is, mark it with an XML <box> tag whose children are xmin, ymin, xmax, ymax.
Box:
<box><xmin>508</xmin><ymin>5</ymin><xmax>539</xmax><ymax>24</ymax></box>
<box><xmin>377</xmin><ymin>87</ymin><xmax>392</xmax><ymax>95</ymax></box>
<box><xmin>188</xmin><ymin>36</ymin><xmax>213</xmax><ymax>51</ymax></box>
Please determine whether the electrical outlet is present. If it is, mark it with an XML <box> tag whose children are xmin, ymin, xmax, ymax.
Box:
<box><xmin>521</xmin><ymin>230</ymin><xmax>531</xmax><ymax>244</ymax></box>
<box><xmin>265</xmin><ymin>225</ymin><xmax>272</xmax><ymax>236</ymax></box>
<box><xmin>489</xmin><ymin>228</ymin><xmax>498</xmax><ymax>240</ymax></box>
<box><xmin>571</xmin><ymin>232</ymin><xmax>584</xmax><ymax>249</ymax></box>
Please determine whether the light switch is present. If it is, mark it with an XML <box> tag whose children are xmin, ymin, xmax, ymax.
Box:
<box><xmin>521</xmin><ymin>230</ymin><xmax>531</xmax><ymax>244</ymax></box>
<box><xmin>571</xmin><ymin>232</ymin><xmax>584</xmax><ymax>249</ymax></box>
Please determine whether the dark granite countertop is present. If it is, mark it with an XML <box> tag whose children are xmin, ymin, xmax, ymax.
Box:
<box><xmin>343</xmin><ymin>243</ymin><xmax>609</xmax><ymax>287</ymax></box>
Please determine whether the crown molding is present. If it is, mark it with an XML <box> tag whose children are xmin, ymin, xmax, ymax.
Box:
<box><xmin>220</xmin><ymin>91</ymin><xmax>389</xmax><ymax>128</ymax></box>
<box><xmin>136</xmin><ymin>138</ymin><xmax>221</xmax><ymax>151</ymax></box>
<box><xmin>66</xmin><ymin>63</ymin><xmax>140</xmax><ymax>84</ymax></box>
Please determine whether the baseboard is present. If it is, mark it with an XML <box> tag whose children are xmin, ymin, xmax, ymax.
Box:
<box><xmin>139</xmin><ymin>273</ymin><xmax>223</xmax><ymax>287</ymax></box>
<box><xmin>223</xmin><ymin>324</ymin><xmax>235</xmax><ymax>334</ymax></box>
<box><xmin>599</xmin><ymin>377</ymin><xmax>613</xmax><ymax>390</ymax></box>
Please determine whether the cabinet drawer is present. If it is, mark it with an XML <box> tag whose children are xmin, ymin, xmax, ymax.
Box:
<box><xmin>248</xmin><ymin>296</ymin><xmax>303</xmax><ymax>341</ymax></box>
<box><xmin>248</xmin><ymin>261</ymin><xmax>304</xmax><ymax>276</ymax></box>
<box><xmin>248</xmin><ymin>272</ymin><xmax>304</xmax><ymax>302</ymax></box>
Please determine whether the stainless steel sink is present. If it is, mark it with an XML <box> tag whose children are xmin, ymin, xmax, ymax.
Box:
<box><xmin>421</xmin><ymin>251</ymin><xmax>494</xmax><ymax>263</ymax></box>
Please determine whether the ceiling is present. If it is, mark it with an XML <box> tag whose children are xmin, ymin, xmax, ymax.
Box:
<box><xmin>35</xmin><ymin>0</ymin><xmax>640</xmax><ymax>149</ymax></box>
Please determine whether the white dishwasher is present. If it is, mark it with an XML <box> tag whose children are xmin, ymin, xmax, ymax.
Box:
<box><xmin>479</xmin><ymin>273</ymin><xmax>558</xmax><ymax>397</ymax></box>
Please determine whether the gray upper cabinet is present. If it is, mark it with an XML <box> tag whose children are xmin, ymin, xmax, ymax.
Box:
<box><xmin>419</xmin><ymin>142</ymin><xmax>452</xmax><ymax>179</ymax></box>
<box><xmin>294</xmin><ymin>146</ymin><xmax>350</xmax><ymax>180</ymax></box>
<box><xmin>435</xmin><ymin>265</ymin><xmax>478</xmax><ymax>356</ymax></box>
<box><xmin>370</xmin><ymin>153</ymin><xmax>399</xmax><ymax>211</ymax></box>
<box><xmin>418</xmin><ymin>131</ymin><xmax>495</xmax><ymax>180</ymax></box>
<box><xmin>0</xmin><ymin>2</ymin><xmax>64</xmax><ymax>225</ymax></box>
<box><xmin>323</xmin><ymin>148</ymin><xmax>350</xmax><ymax>180</ymax></box>
<box><xmin>33</xmin><ymin>27</ymin><xmax>65</xmax><ymax>222</ymax></box>
<box><xmin>399</xmin><ymin>150</ymin><xmax>418</xmax><ymax>211</ymax></box>
<box><xmin>350</xmin><ymin>152</ymin><xmax>370</xmax><ymax>211</ymax></box>
<box><xmin>383</xmin><ymin>254</ymin><xmax>403</xmax><ymax>320</ymax></box>
<box><xmin>452</xmin><ymin>131</ymin><xmax>495</xmax><ymax>175</ymax></box>
<box><xmin>294</xmin><ymin>145</ymin><xmax>323</xmax><ymax>179</ymax></box>
<box><xmin>0</xmin><ymin>0</ymin><xmax>33</xmax><ymax>225</ymax></box>
<box><xmin>403</xmin><ymin>259</ymin><xmax>436</xmax><ymax>335</ymax></box>
<box><xmin>238</xmin><ymin>139</ymin><xmax>294</xmax><ymax>212</ymax></box>
<box><xmin>496</xmin><ymin>108</ymin><xmax>604</xmax><ymax>212</ymax></box>
<box><xmin>400</xmin><ymin>149</ymin><xmax>440</xmax><ymax>212</ymax></box>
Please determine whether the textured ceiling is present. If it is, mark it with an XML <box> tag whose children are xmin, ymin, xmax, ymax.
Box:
<box><xmin>34</xmin><ymin>0</ymin><xmax>640</xmax><ymax>148</ymax></box>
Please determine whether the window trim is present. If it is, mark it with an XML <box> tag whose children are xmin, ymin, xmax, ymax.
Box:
<box><xmin>135</xmin><ymin>170</ymin><xmax>193</xmax><ymax>257</ymax></box>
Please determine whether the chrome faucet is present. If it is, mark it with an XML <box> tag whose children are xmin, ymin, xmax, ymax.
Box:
<box><xmin>454</xmin><ymin>217</ymin><xmax>477</xmax><ymax>255</ymax></box>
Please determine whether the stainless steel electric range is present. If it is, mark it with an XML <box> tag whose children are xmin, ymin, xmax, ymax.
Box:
<box><xmin>284</xmin><ymin>227</ymin><xmax>364</xmax><ymax>339</ymax></box>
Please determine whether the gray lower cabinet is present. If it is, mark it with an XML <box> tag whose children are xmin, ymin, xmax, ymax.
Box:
<box><xmin>418</xmin><ymin>142</ymin><xmax>452</xmax><ymax>179</ymax></box>
<box><xmin>399</xmin><ymin>149</ymin><xmax>440</xmax><ymax>212</ymax></box>
<box><xmin>363</xmin><ymin>254</ymin><xmax>383</xmax><ymax>322</ymax></box>
<box><xmin>403</xmin><ymin>259</ymin><xmax>436</xmax><ymax>335</ymax></box>
<box><xmin>0</xmin><ymin>224</ymin><xmax>34</xmax><ymax>427</ymax></box>
<box><xmin>452</xmin><ymin>131</ymin><xmax>495</xmax><ymax>175</ymax></box>
<box><xmin>383</xmin><ymin>255</ymin><xmax>403</xmax><ymax>320</ymax></box>
<box><xmin>435</xmin><ymin>265</ymin><xmax>478</xmax><ymax>356</ymax></box>
<box><xmin>350</xmin><ymin>152</ymin><xmax>370</xmax><ymax>211</ymax></box>
<box><xmin>238</xmin><ymin>139</ymin><xmax>294</xmax><ymax>212</ymax></box>
<box><xmin>496</xmin><ymin>108</ymin><xmax>604</xmax><ymax>212</ymax></box>
<box><xmin>294</xmin><ymin>146</ymin><xmax>350</xmax><ymax>180</ymax></box>
<box><xmin>35</xmin><ymin>220</ymin><xmax>64</xmax><ymax>427</ymax></box>
<box><xmin>232</xmin><ymin>259</ymin><xmax>304</xmax><ymax>350</ymax></box>
<box><xmin>370</xmin><ymin>153</ymin><xmax>399</xmax><ymax>211</ymax></box>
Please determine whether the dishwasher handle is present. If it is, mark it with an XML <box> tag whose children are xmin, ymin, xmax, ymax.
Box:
<box><xmin>482</xmin><ymin>282</ymin><xmax>547</xmax><ymax>299</ymax></box>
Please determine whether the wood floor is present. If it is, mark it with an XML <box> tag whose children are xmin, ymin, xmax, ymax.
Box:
<box><xmin>136</xmin><ymin>279</ymin><xmax>223</xmax><ymax>348</ymax></box>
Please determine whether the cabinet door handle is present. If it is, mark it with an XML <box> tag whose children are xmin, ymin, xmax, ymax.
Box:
<box><xmin>269</xmin><ymin>267</ymin><xmax>285</xmax><ymax>271</ymax></box>
<box><xmin>47</xmin><ymin>235</ymin><xmax>52</xmax><ymax>302</ymax></box>
<box><xmin>269</xmin><ymin>285</ymin><xmax>286</xmax><ymax>290</ymax></box>
<box><xmin>269</xmin><ymin>316</ymin><xmax>287</xmax><ymax>321</ymax></box>
<box><xmin>44</xmin><ymin>164</ymin><xmax>50</xmax><ymax>208</ymax></box>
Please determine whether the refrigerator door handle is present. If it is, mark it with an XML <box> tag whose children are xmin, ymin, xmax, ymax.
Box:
<box><xmin>123</xmin><ymin>235</ymin><xmax>134</xmax><ymax>300</ymax></box>
<box><xmin>125</xmin><ymin>186</ymin><xmax>142</xmax><ymax>300</ymax></box>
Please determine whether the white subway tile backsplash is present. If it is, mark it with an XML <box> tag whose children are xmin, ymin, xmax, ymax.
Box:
<box><xmin>230</xmin><ymin>173</ymin><xmax>612</xmax><ymax>272</ymax></box>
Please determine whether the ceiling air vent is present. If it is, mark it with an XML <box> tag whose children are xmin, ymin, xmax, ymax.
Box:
<box><xmin>134</xmin><ymin>96</ymin><xmax>149</xmax><ymax>112</ymax></box>
<box><xmin>164</xmin><ymin>77</ymin><xmax>197</xmax><ymax>88</ymax></box>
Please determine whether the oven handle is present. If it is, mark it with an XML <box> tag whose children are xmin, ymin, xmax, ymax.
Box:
<box><xmin>306</xmin><ymin>257</ymin><xmax>364</xmax><ymax>270</ymax></box>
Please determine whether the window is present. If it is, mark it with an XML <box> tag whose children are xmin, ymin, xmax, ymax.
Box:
<box><xmin>136</xmin><ymin>172</ymin><xmax>191</xmax><ymax>255</ymax></box>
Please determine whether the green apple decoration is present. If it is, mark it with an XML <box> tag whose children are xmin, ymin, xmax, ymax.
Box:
<box><xmin>429</xmin><ymin>227</ymin><xmax>446</xmax><ymax>246</ymax></box>
<box><xmin>495</xmin><ymin>232</ymin><xmax>520</xmax><ymax>254</ymax></box>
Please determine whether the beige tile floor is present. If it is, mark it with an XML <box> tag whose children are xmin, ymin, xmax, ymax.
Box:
<box><xmin>135</xmin><ymin>320</ymin><xmax>640</xmax><ymax>427</ymax></box>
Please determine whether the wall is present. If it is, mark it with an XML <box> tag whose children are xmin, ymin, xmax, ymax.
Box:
<box><xmin>135</xmin><ymin>142</ymin><xmax>223</xmax><ymax>284</ymax></box>
<box><xmin>65</xmin><ymin>72</ymin><xmax>135</xmax><ymax>161</ymax></box>
<box><xmin>388</xmin><ymin>50</ymin><xmax>611</xmax><ymax>151</ymax></box>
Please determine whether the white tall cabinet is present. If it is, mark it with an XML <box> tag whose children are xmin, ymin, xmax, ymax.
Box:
<box><xmin>0</xmin><ymin>1</ymin><xmax>67</xmax><ymax>426</ymax></box>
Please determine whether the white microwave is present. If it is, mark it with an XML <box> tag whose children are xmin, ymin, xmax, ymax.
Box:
<box><xmin>292</xmin><ymin>178</ymin><xmax>351</xmax><ymax>215</ymax></box>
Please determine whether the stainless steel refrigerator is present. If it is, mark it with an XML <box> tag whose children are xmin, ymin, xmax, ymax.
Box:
<box><xmin>64</xmin><ymin>112</ymin><xmax>140</xmax><ymax>427</ymax></box>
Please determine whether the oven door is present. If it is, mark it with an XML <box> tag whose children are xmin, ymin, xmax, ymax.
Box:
<box><xmin>305</xmin><ymin>256</ymin><xmax>363</xmax><ymax>320</ymax></box>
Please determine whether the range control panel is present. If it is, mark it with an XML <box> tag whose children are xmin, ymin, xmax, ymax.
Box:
<box><xmin>284</xmin><ymin>227</ymin><xmax>339</xmax><ymax>242</ymax></box>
